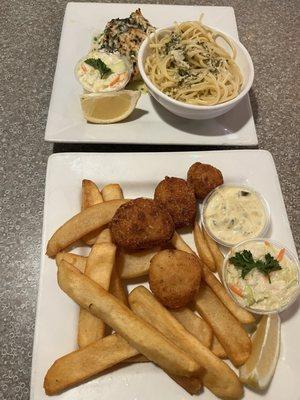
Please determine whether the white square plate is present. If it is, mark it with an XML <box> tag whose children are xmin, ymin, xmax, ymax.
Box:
<box><xmin>45</xmin><ymin>2</ymin><xmax>257</xmax><ymax>146</ymax></box>
<box><xmin>31</xmin><ymin>150</ymin><xmax>298</xmax><ymax>400</ymax></box>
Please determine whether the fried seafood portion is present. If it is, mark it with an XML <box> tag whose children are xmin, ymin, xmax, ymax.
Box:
<box><xmin>154</xmin><ymin>177</ymin><xmax>196</xmax><ymax>228</ymax></box>
<box><xmin>187</xmin><ymin>162</ymin><xmax>223</xmax><ymax>201</ymax></box>
<box><xmin>149</xmin><ymin>249</ymin><xmax>202</xmax><ymax>309</ymax></box>
<box><xmin>110</xmin><ymin>198</ymin><xmax>174</xmax><ymax>250</ymax></box>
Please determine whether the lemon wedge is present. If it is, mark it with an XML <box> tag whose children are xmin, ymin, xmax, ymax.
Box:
<box><xmin>239</xmin><ymin>314</ymin><xmax>280</xmax><ymax>390</ymax></box>
<box><xmin>80</xmin><ymin>90</ymin><xmax>140</xmax><ymax>124</ymax></box>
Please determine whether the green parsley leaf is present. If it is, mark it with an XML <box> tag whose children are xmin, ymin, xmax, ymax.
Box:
<box><xmin>257</xmin><ymin>253</ymin><xmax>282</xmax><ymax>283</ymax></box>
<box><xmin>178</xmin><ymin>68</ymin><xmax>188</xmax><ymax>77</ymax></box>
<box><xmin>84</xmin><ymin>58</ymin><xmax>112</xmax><ymax>78</ymax></box>
<box><xmin>229</xmin><ymin>250</ymin><xmax>282</xmax><ymax>283</ymax></box>
<box><xmin>229</xmin><ymin>250</ymin><xmax>255</xmax><ymax>279</ymax></box>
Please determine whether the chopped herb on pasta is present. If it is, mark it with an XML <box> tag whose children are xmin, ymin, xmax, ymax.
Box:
<box><xmin>145</xmin><ymin>20</ymin><xmax>243</xmax><ymax>105</ymax></box>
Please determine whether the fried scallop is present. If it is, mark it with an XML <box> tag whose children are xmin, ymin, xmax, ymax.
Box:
<box><xmin>154</xmin><ymin>177</ymin><xmax>196</xmax><ymax>228</ymax></box>
<box><xmin>187</xmin><ymin>162</ymin><xmax>224</xmax><ymax>201</ymax></box>
<box><xmin>110</xmin><ymin>198</ymin><xmax>174</xmax><ymax>250</ymax></box>
<box><xmin>149</xmin><ymin>249</ymin><xmax>202</xmax><ymax>309</ymax></box>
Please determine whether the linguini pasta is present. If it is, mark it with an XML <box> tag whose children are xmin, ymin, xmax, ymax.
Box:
<box><xmin>145</xmin><ymin>20</ymin><xmax>243</xmax><ymax>106</ymax></box>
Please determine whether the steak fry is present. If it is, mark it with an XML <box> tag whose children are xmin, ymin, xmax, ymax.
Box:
<box><xmin>57</xmin><ymin>261</ymin><xmax>201</xmax><ymax>377</ymax></box>
<box><xmin>47</xmin><ymin>199</ymin><xmax>127</xmax><ymax>257</ymax></box>
<box><xmin>129</xmin><ymin>286</ymin><xmax>243</xmax><ymax>400</ymax></box>
<box><xmin>194</xmin><ymin>284</ymin><xmax>252</xmax><ymax>367</ymax></box>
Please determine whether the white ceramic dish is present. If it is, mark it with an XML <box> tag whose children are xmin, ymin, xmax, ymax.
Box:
<box><xmin>138</xmin><ymin>26</ymin><xmax>254</xmax><ymax>120</ymax></box>
<box><xmin>44</xmin><ymin>3</ymin><xmax>257</xmax><ymax>145</ymax></box>
<box><xmin>30</xmin><ymin>150</ymin><xmax>298</xmax><ymax>400</ymax></box>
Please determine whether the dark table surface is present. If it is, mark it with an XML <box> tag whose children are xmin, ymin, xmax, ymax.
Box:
<box><xmin>1</xmin><ymin>1</ymin><xmax>299</xmax><ymax>399</ymax></box>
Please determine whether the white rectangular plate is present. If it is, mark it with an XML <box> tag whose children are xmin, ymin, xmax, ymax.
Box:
<box><xmin>31</xmin><ymin>150</ymin><xmax>298</xmax><ymax>400</ymax></box>
<box><xmin>45</xmin><ymin>2</ymin><xmax>257</xmax><ymax>146</ymax></box>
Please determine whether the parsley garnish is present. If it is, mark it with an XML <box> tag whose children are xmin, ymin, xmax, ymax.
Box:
<box><xmin>84</xmin><ymin>58</ymin><xmax>112</xmax><ymax>78</ymax></box>
<box><xmin>229</xmin><ymin>250</ymin><xmax>282</xmax><ymax>283</ymax></box>
<box><xmin>178</xmin><ymin>68</ymin><xmax>188</xmax><ymax>77</ymax></box>
<box><xmin>165</xmin><ymin>33</ymin><xmax>180</xmax><ymax>53</ymax></box>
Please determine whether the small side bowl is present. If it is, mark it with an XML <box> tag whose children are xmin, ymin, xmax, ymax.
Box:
<box><xmin>75</xmin><ymin>51</ymin><xmax>132</xmax><ymax>93</ymax></box>
<box><xmin>138</xmin><ymin>25</ymin><xmax>254</xmax><ymax>120</ymax></box>
<box><xmin>201</xmin><ymin>184</ymin><xmax>271</xmax><ymax>247</ymax></box>
<box><xmin>222</xmin><ymin>238</ymin><xmax>300</xmax><ymax>315</ymax></box>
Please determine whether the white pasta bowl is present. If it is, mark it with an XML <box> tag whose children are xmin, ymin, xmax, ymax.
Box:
<box><xmin>138</xmin><ymin>26</ymin><xmax>254</xmax><ymax>120</ymax></box>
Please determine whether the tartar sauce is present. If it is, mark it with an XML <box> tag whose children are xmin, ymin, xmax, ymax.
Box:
<box><xmin>224</xmin><ymin>240</ymin><xmax>299</xmax><ymax>312</ymax></box>
<box><xmin>76</xmin><ymin>50</ymin><xmax>131</xmax><ymax>93</ymax></box>
<box><xmin>203</xmin><ymin>185</ymin><xmax>268</xmax><ymax>246</ymax></box>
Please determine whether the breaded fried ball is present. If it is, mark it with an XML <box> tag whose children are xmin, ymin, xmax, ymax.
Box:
<box><xmin>154</xmin><ymin>177</ymin><xmax>196</xmax><ymax>228</ymax></box>
<box><xmin>110</xmin><ymin>198</ymin><xmax>174</xmax><ymax>250</ymax></box>
<box><xmin>187</xmin><ymin>162</ymin><xmax>224</xmax><ymax>201</ymax></box>
<box><xmin>149</xmin><ymin>249</ymin><xmax>202</xmax><ymax>309</ymax></box>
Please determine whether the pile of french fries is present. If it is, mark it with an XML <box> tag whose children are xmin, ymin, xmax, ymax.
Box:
<box><xmin>44</xmin><ymin>180</ymin><xmax>258</xmax><ymax>399</ymax></box>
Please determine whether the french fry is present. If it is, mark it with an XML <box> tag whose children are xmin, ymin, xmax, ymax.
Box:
<box><xmin>202</xmin><ymin>267</ymin><xmax>255</xmax><ymax>324</ymax></box>
<box><xmin>81</xmin><ymin>179</ymin><xmax>104</xmax><ymax>245</ymax></box>
<box><xmin>123</xmin><ymin>357</ymin><xmax>202</xmax><ymax>394</ymax></box>
<box><xmin>193</xmin><ymin>222</ymin><xmax>216</xmax><ymax>271</ymax></box>
<box><xmin>81</xmin><ymin>179</ymin><xmax>103</xmax><ymax>209</ymax></box>
<box><xmin>46</xmin><ymin>199</ymin><xmax>127</xmax><ymax>257</ymax></box>
<box><xmin>97</xmin><ymin>189</ymin><xmax>128</xmax><ymax>305</ymax></box>
<box><xmin>123</xmin><ymin>320</ymin><xmax>202</xmax><ymax>394</ymax></box>
<box><xmin>129</xmin><ymin>286</ymin><xmax>243</xmax><ymax>400</ymax></box>
<box><xmin>118</xmin><ymin>247</ymin><xmax>159</xmax><ymax>279</ymax></box>
<box><xmin>95</xmin><ymin>227</ymin><xmax>112</xmax><ymax>244</ymax></box>
<box><xmin>171</xmin><ymin>232</ymin><xmax>196</xmax><ymax>255</ymax></box>
<box><xmin>124</xmin><ymin>354</ymin><xmax>149</xmax><ymax>363</ymax></box>
<box><xmin>44</xmin><ymin>334</ymin><xmax>201</xmax><ymax>396</ymax></box>
<box><xmin>44</xmin><ymin>334</ymin><xmax>138</xmax><ymax>395</ymax></box>
<box><xmin>84</xmin><ymin>244</ymin><xmax>116</xmax><ymax>291</ymax></box>
<box><xmin>211</xmin><ymin>335</ymin><xmax>227</xmax><ymax>359</ymax></box>
<box><xmin>55</xmin><ymin>254</ymin><xmax>128</xmax><ymax>304</ymax></box>
<box><xmin>203</xmin><ymin>229</ymin><xmax>224</xmax><ymax>277</ymax></box>
<box><xmin>83</xmin><ymin>233</ymin><xmax>103</xmax><ymax>247</ymax></box>
<box><xmin>102</xmin><ymin>183</ymin><xmax>124</xmax><ymax>201</ymax></box>
<box><xmin>57</xmin><ymin>261</ymin><xmax>201</xmax><ymax>377</ymax></box>
<box><xmin>171</xmin><ymin>376</ymin><xmax>202</xmax><ymax>395</ymax></box>
<box><xmin>170</xmin><ymin>308</ymin><xmax>213</xmax><ymax>348</ymax></box>
<box><xmin>110</xmin><ymin>265</ymin><xmax>128</xmax><ymax>306</ymax></box>
<box><xmin>124</xmin><ymin>322</ymin><xmax>203</xmax><ymax>394</ymax></box>
<box><xmin>194</xmin><ymin>284</ymin><xmax>251</xmax><ymax>367</ymax></box>
<box><xmin>56</xmin><ymin>252</ymin><xmax>86</xmax><ymax>273</ymax></box>
<box><xmin>78</xmin><ymin>243</ymin><xmax>116</xmax><ymax>348</ymax></box>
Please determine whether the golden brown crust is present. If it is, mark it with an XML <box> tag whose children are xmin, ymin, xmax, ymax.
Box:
<box><xmin>149</xmin><ymin>249</ymin><xmax>202</xmax><ymax>309</ymax></box>
<box><xmin>187</xmin><ymin>163</ymin><xmax>223</xmax><ymax>201</ymax></box>
<box><xmin>110</xmin><ymin>198</ymin><xmax>174</xmax><ymax>250</ymax></box>
<box><xmin>154</xmin><ymin>177</ymin><xmax>196</xmax><ymax>228</ymax></box>
<box><xmin>46</xmin><ymin>199</ymin><xmax>127</xmax><ymax>257</ymax></box>
<box><xmin>194</xmin><ymin>284</ymin><xmax>252</xmax><ymax>367</ymax></box>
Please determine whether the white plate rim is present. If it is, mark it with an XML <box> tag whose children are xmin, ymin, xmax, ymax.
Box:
<box><xmin>44</xmin><ymin>2</ymin><xmax>257</xmax><ymax>146</ymax></box>
<box><xmin>30</xmin><ymin>149</ymin><xmax>298</xmax><ymax>400</ymax></box>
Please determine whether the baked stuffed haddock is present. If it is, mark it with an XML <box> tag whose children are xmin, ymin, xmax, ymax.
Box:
<box><xmin>93</xmin><ymin>9</ymin><xmax>154</xmax><ymax>81</ymax></box>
